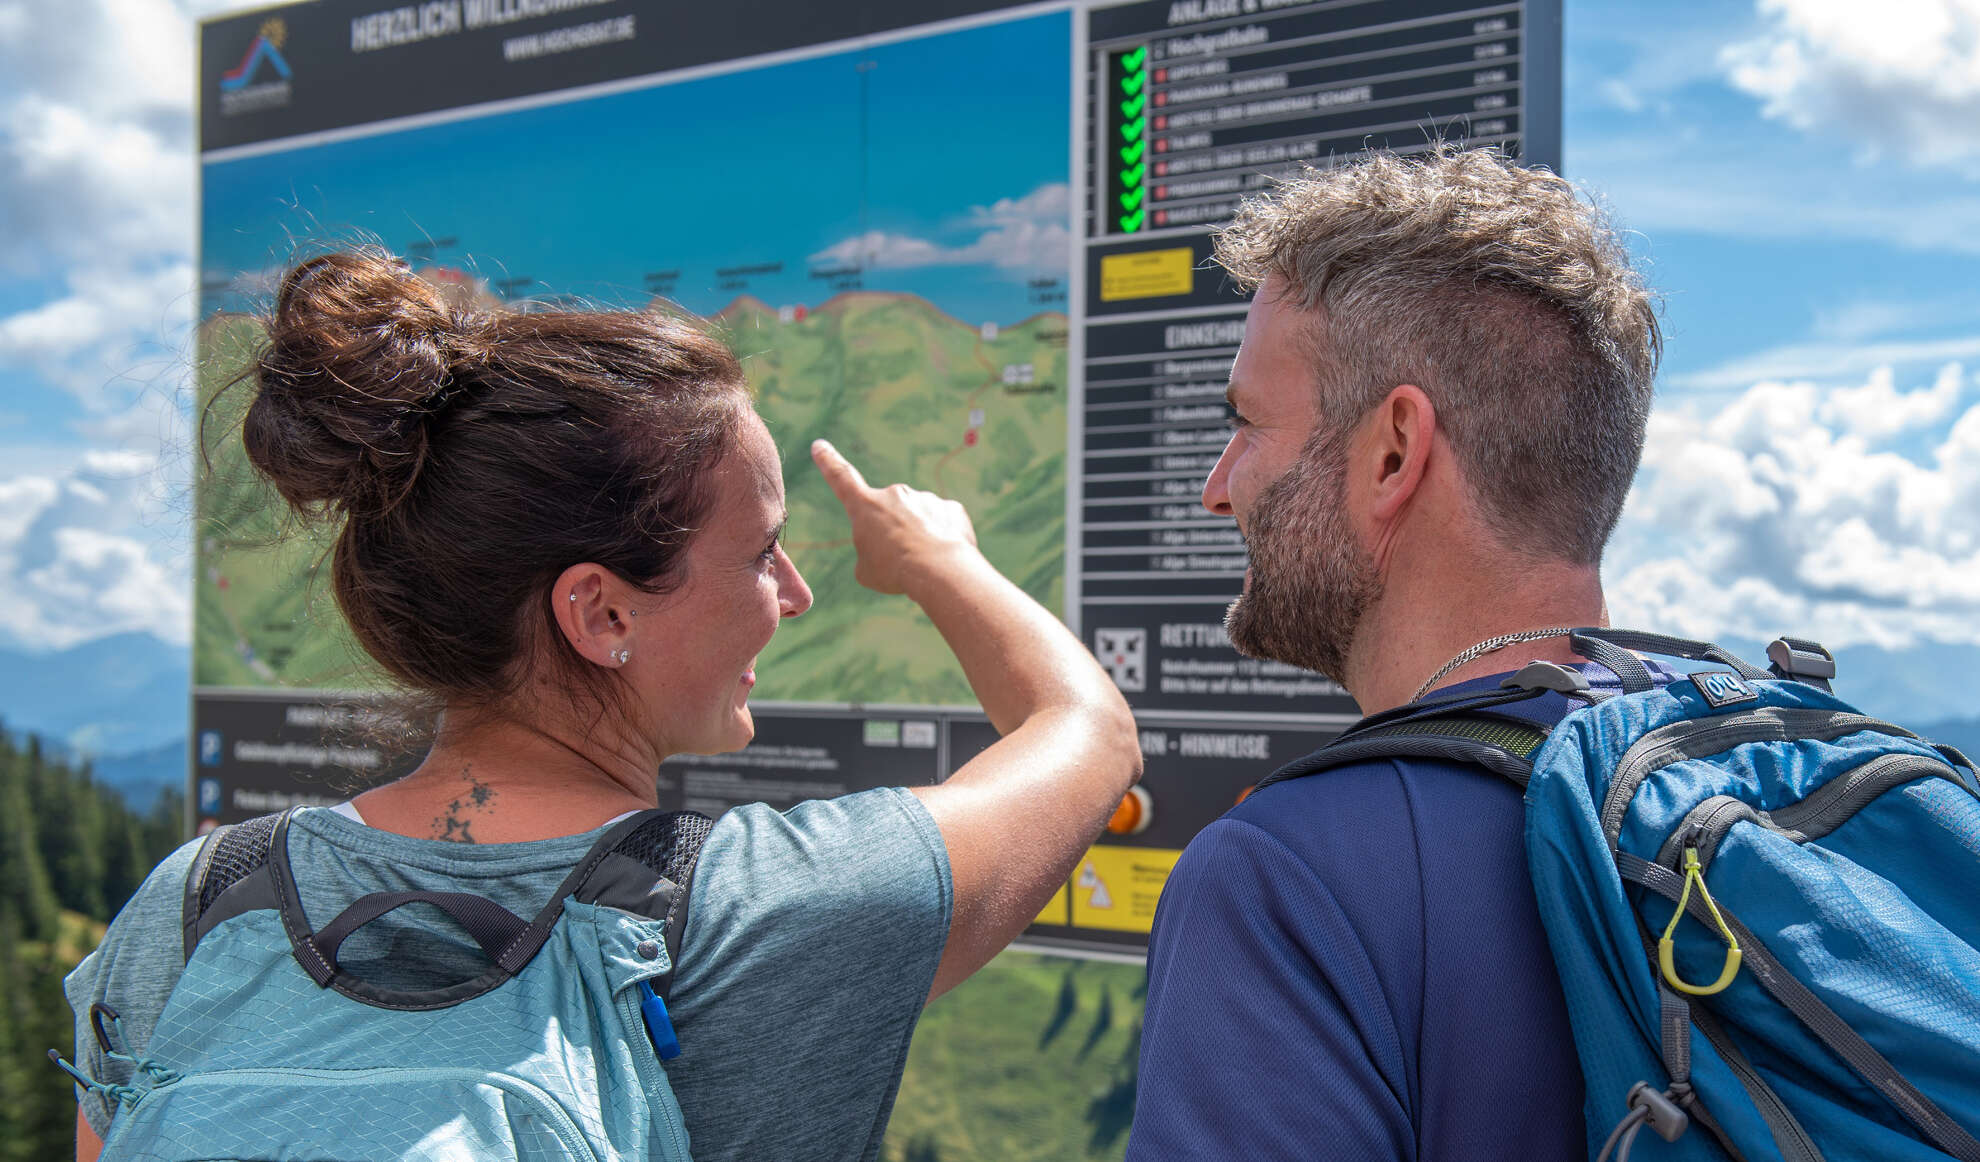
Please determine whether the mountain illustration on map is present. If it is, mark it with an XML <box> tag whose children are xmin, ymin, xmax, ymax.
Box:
<box><xmin>194</xmin><ymin>275</ymin><xmax>1068</xmax><ymax>708</ymax></box>
<box><xmin>721</xmin><ymin>291</ymin><xmax>1067</xmax><ymax>706</ymax></box>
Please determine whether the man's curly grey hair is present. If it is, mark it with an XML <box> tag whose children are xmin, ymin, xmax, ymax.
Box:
<box><xmin>1214</xmin><ymin>146</ymin><xmax>1660</xmax><ymax>565</ymax></box>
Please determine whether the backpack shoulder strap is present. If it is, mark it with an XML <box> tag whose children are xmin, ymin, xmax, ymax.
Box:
<box><xmin>1253</xmin><ymin>689</ymin><xmax>1557</xmax><ymax>796</ymax></box>
<box><xmin>181</xmin><ymin>810</ymin><xmax>287</xmax><ymax>962</ymax></box>
<box><xmin>563</xmin><ymin>809</ymin><xmax>715</xmax><ymax>997</ymax></box>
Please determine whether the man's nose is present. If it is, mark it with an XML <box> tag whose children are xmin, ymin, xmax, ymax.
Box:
<box><xmin>1202</xmin><ymin>435</ymin><xmax>1238</xmax><ymax>517</ymax></box>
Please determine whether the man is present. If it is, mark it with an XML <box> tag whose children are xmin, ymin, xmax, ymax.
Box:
<box><xmin>1126</xmin><ymin>147</ymin><xmax>1661</xmax><ymax>1160</ymax></box>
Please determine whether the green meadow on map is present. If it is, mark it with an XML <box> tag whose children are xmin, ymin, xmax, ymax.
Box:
<box><xmin>194</xmin><ymin>289</ymin><xmax>1068</xmax><ymax>705</ymax></box>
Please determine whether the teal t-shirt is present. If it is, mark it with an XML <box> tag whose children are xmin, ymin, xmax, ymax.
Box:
<box><xmin>65</xmin><ymin>787</ymin><xmax>953</xmax><ymax>1162</ymax></box>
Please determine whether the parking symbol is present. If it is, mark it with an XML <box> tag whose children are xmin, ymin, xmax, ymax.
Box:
<box><xmin>1095</xmin><ymin>628</ymin><xmax>1146</xmax><ymax>692</ymax></box>
<box><xmin>198</xmin><ymin>777</ymin><xmax>223</xmax><ymax>815</ymax></box>
<box><xmin>198</xmin><ymin>730</ymin><xmax>224</xmax><ymax>766</ymax></box>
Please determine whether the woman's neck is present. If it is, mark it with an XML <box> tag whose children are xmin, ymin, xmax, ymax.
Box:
<box><xmin>353</xmin><ymin>712</ymin><xmax>662</xmax><ymax>843</ymax></box>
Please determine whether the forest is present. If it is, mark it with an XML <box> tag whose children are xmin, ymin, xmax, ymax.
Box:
<box><xmin>0</xmin><ymin>725</ymin><xmax>184</xmax><ymax>1160</ymax></box>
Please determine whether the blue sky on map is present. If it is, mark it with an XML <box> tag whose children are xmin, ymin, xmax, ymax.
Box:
<box><xmin>1</xmin><ymin>0</ymin><xmax>1978</xmax><ymax>721</ymax></box>
<box><xmin>200</xmin><ymin>11</ymin><xmax>1070</xmax><ymax>326</ymax></box>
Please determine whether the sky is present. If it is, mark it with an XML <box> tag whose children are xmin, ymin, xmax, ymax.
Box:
<box><xmin>2</xmin><ymin>0</ymin><xmax>1979</xmax><ymax>723</ymax></box>
<box><xmin>200</xmin><ymin>11</ymin><xmax>1071</xmax><ymax>327</ymax></box>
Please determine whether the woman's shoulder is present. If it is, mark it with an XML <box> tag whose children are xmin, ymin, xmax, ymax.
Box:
<box><xmin>71</xmin><ymin>835</ymin><xmax>206</xmax><ymax>990</ymax></box>
<box><xmin>676</xmin><ymin>786</ymin><xmax>952</xmax><ymax>981</ymax></box>
<box><xmin>694</xmin><ymin>786</ymin><xmax>952</xmax><ymax>916</ymax></box>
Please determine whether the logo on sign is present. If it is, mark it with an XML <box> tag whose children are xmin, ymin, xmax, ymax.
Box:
<box><xmin>1095</xmin><ymin>628</ymin><xmax>1146</xmax><ymax>692</ymax></box>
<box><xmin>1694</xmin><ymin>671</ymin><xmax>1760</xmax><ymax>708</ymax></box>
<box><xmin>198</xmin><ymin>777</ymin><xmax>223</xmax><ymax>815</ymax></box>
<box><xmin>219</xmin><ymin>18</ymin><xmax>293</xmax><ymax>116</ymax></box>
<box><xmin>198</xmin><ymin>730</ymin><xmax>224</xmax><ymax>766</ymax></box>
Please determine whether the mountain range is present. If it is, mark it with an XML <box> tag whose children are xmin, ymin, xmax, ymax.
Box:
<box><xmin>0</xmin><ymin>631</ymin><xmax>189</xmax><ymax>807</ymax></box>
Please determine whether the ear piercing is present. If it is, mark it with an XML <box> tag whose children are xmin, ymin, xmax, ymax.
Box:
<box><xmin>611</xmin><ymin>648</ymin><xmax>631</xmax><ymax>665</ymax></box>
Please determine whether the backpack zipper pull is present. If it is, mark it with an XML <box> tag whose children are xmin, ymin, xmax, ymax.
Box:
<box><xmin>637</xmin><ymin>979</ymin><xmax>681</xmax><ymax>1061</ymax></box>
<box><xmin>1658</xmin><ymin>845</ymin><xmax>1743</xmax><ymax>996</ymax></box>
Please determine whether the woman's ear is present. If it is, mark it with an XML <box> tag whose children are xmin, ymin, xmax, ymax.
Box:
<box><xmin>552</xmin><ymin>564</ymin><xmax>634</xmax><ymax>668</ymax></box>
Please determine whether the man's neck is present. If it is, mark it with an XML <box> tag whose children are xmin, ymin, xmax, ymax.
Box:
<box><xmin>1342</xmin><ymin>559</ymin><xmax>1609</xmax><ymax>715</ymax></box>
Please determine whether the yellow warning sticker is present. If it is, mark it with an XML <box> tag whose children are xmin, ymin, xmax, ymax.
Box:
<box><xmin>1070</xmin><ymin>845</ymin><xmax>1184</xmax><ymax>933</ymax></box>
<box><xmin>1099</xmin><ymin>248</ymin><xmax>1195</xmax><ymax>302</ymax></box>
<box><xmin>1036</xmin><ymin>879</ymin><xmax>1071</xmax><ymax>927</ymax></box>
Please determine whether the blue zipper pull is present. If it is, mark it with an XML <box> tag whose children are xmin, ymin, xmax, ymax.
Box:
<box><xmin>637</xmin><ymin>979</ymin><xmax>681</xmax><ymax>1061</ymax></box>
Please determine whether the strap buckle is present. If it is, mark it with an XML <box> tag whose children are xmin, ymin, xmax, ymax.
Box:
<box><xmin>1501</xmin><ymin>661</ymin><xmax>1592</xmax><ymax>695</ymax></box>
<box><xmin>1766</xmin><ymin>637</ymin><xmax>1836</xmax><ymax>689</ymax></box>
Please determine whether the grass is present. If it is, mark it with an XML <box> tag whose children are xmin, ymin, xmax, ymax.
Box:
<box><xmin>885</xmin><ymin>950</ymin><xmax>1146</xmax><ymax>1161</ymax></box>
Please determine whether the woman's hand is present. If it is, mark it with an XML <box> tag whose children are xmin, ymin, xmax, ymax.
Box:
<box><xmin>810</xmin><ymin>439</ymin><xmax>978</xmax><ymax>596</ymax></box>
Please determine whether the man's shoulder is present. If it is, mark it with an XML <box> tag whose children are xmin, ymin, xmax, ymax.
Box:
<box><xmin>1224</xmin><ymin>745</ymin><xmax>1526</xmax><ymax>850</ymax></box>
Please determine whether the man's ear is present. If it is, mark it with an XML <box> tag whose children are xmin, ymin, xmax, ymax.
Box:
<box><xmin>1367</xmin><ymin>383</ymin><xmax>1436</xmax><ymax>523</ymax></box>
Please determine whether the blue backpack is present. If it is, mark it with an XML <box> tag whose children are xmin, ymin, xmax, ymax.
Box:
<box><xmin>1254</xmin><ymin>629</ymin><xmax>1980</xmax><ymax>1162</ymax></box>
<box><xmin>57</xmin><ymin>807</ymin><xmax>712</xmax><ymax>1161</ymax></box>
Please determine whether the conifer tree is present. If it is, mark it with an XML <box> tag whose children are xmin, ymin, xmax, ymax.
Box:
<box><xmin>0</xmin><ymin>742</ymin><xmax>60</xmax><ymax>942</ymax></box>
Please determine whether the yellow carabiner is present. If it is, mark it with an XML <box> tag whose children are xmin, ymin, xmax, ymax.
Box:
<box><xmin>1658</xmin><ymin>846</ymin><xmax>1742</xmax><ymax>996</ymax></box>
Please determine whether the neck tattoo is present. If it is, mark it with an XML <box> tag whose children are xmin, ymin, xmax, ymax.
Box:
<box><xmin>1411</xmin><ymin>627</ymin><xmax>1577</xmax><ymax>704</ymax></box>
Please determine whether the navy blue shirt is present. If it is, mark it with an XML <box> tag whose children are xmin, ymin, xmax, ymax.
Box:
<box><xmin>1128</xmin><ymin>669</ymin><xmax>1620</xmax><ymax>1161</ymax></box>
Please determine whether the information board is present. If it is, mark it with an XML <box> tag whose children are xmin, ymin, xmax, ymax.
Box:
<box><xmin>194</xmin><ymin>1</ymin><xmax>1556</xmax><ymax>1151</ymax></box>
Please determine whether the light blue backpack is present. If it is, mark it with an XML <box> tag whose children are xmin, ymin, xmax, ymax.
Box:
<box><xmin>1254</xmin><ymin>629</ymin><xmax>1980</xmax><ymax>1162</ymax></box>
<box><xmin>60</xmin><ymin>807</ymin><xmax>712</xmax><ymax>1161</ymax></box>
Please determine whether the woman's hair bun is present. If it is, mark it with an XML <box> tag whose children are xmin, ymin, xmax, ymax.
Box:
<box><xmin>243</xmin><ymin>249</ymin><xmax>466</xmax><ymax>516</ymax></box>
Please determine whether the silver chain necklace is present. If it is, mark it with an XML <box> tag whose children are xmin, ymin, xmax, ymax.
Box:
<box><xmin>1411</xmin><ymin>627</ymin><xmax>1578</xmax><ymax>703</ymax></box>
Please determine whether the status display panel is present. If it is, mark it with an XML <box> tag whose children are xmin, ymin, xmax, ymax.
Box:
<box><xmin>194</xmin><ymin>1</ymin><xmax>1556</xmax><ymax>1154</ymax></box>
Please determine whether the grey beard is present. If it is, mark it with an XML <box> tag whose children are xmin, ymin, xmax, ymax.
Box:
<box><xmin>1223</xmin><ymin>435</ymin><xmax>1379</xmax><ymax>684</ymax></box>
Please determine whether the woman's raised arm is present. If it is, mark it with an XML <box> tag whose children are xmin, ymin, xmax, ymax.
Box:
<box><xmin>811</xmin><ymin>440</ymin><xmax>1142</xmax><ymax>1000</ymax></box>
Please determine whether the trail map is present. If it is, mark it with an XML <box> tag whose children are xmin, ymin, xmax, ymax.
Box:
<box><xmin>195</xmin><ymin>12</ymin><xmax>1073</xmax><ymax>705</ymax></box>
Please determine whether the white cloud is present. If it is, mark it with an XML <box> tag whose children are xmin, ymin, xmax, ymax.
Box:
<box><xmin>1669</xmin><ymin>334</ymin><xmax>1980</xmax><ymax>391</ymax></box>
<box><xmin>0</xmin><ymin>452</ymin><xmax>189</xmax><ymax>650</ymax></box>
<box><xmin>0</xmin><ymin>0</ymin><xmax>207</xmax><ymax>673</ymax></box>
<box><xmin>809</xmin><ymin>182</ymin><xmax>1071</xmax><ymax>274</ymax></box>
<box><xmin>1819</xmin><ymin>363</ymin><xmax>1964</xmax><ymax>440</ymax></box>
<box><xmin>967</xmin><ymin>183</ymin><xmax>1072</xmax><ymax>225</ymax></box>
<box><xmin>0</xmin><ymin>261</ymin><xmax>194</xmax><ymax>369</ymax></box>
<box><xmin>1608</xmin><ymin>364</ymin><xmax>1980</xmax><ymax>651</ymax></box>
<box><xmin>1723</xmin><ymin>0</ymin><xmax>1980</xmax><ymax>174</ymax></box>
<box><xmin>810</xmin><ymin>230</ymin><xmax>954</xmax><ymax>271</ymax></box>
<box><xmin>1598</xmin><ymin>79</ymin><xmax>1646</xmax><ymax>113</ymax></box>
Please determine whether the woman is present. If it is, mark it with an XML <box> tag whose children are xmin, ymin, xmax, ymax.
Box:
<box><xmin>66</xmin><ymin>252</ymin><xmax>1141</xmax><ymax>1160</ymax></box>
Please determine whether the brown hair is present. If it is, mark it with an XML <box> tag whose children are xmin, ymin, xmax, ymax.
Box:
<box><xmin>227</xmin><ymin>248</ymin><xmax>748</xmax><ymax>711</ymax></box>
<box><xmin>1215</xmin><ymin>146</ymin><xmax>1661</xmax><ymax>565</ymax></box>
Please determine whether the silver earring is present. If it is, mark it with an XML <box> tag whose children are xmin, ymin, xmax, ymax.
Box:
<box><xmin>568</xmin><ymin>593</ymin><xmax>577</xmax><ymax>603</ymax></box>
<box><xmin>612</xmin><ymin>648</ymin><xmax>631</xmax><ymax>665</ymax></box>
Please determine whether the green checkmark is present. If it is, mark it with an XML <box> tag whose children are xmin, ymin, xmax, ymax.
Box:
<box><xmin>1121</xmin><ymin>115</ymin><xmax>1145</xmax><ymax>140</ymax></box>
<box><xmin>1120</xmin><ymin>93</ymin><xmax>1146</xmax><ymax>119</ymax></box>
<box><xmin>1121</xmin><ymin>162</ymin><xmax>1146</xmax><ymax>185</ymax></box>
<box><xmin>1119</xmin><ymin>208</ymin><xmax>1146</xmax><ymax>232</ymax></box>
<box><xmin>1122</xmin><ymin>46</ymin><xmax>1147</xmax><ymax>70</ymax></box>
<box><xmin>1120</xmin><ymin>187</ymin><xmax>1145</xmax><ymax>211</ymax></box>
<box><xmin>1121</xmin><ymin>70</ymin><xmax>1145</xmax><ymax>95</ymax></box>
<box><xmin>1120</xmin><ymin>140</ymin><xmax>1145</xmax><ymax>165</ymax></box>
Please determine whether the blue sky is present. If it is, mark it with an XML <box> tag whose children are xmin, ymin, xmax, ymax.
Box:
<box><xmin>201</xmin><ymin>12</ymin><xmax>1071</xmax><ymax>326</ymax></box>
<box><xmin>2</xmin><ymin>0</ymin><xmax>1979</xmax><ymax>726</ymax></box>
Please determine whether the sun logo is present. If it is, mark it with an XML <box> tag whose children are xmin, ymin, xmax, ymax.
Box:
<box><xmin>260</xmin><ymin>17</ymin><xmax>287</xmax><ymax>50</ymax></box>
